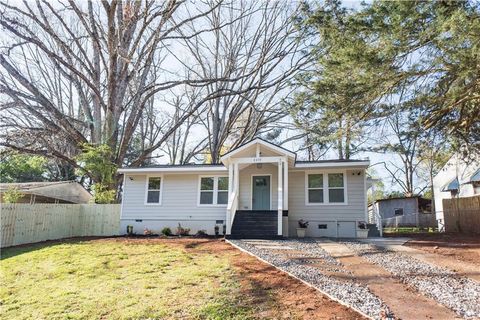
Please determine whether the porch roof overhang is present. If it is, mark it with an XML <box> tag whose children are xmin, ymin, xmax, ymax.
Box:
<box><xmin>220</xmin><ymin>138</ymin><xmax>296</xmax><ymax>167</ymax></box>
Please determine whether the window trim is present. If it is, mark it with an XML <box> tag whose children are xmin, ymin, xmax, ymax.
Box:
<box><xmin>144</xmin><ymin>175</ymin><xmax>163</xmax><ymax>205</ymax></box>
<box><xmin>306</xmin><ymin>173</ymin><xmax>324</xmax><ymax>204</ymax></box>
<box><xmin>327</xmin><ymin>172</ymin><xmax>346</xmax><ymax>204</ymax></box>
<box><xmin>305</xmin><ymin>170</ymin><xmax>348</xmax><ymax>205</ymax></box>
<box><xmin>197</xmin><ymin>175</ymin><xmax>229</xmax><ymax>207</ymax></box>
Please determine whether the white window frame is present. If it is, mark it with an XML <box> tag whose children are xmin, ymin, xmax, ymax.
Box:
<box><xmin>305</xmin><ymin>173</ymin><xmax>324</xmax><ymax>205</ymax></box>
<box><xmin>144</xmin><ymin>175</ymin><xmax>163</xmax><ymax>205</ymax></box>
<box><xmin>305</xmin><ymin>170</ymin><xmax>348</xmax><ymax>205</ymax></box>
<box><xmin>327</xmin><ymin>172</ymin><xmax>347</xmax><ymax>204</ymax></box>
<box><xmin>197</xmin><ymin>175</ymin><xmax>229</xmax><ymax>207</ymax></box>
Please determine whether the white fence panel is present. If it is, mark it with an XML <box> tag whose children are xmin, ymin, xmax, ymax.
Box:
<box><xmin>382</xmin><ymin>212</ymin><xmax>436</xmax><ymax>228</ymax></box>
<box><xmin>0</xmin><ymin>204</ymin><xmax>120</xmax><ymax>248</ymax></box>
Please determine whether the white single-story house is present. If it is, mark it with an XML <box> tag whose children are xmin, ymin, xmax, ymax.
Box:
<box><xmin>118</xmin><ymin>138</ymin><xmax>370</xmax><ymax>238</ymax></box>
<box><xmin>433</xmin><ymin>152</ymin><xmax>479</xmax><ymax>228</ymax></box>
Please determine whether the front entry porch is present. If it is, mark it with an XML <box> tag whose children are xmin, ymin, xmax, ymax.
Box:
<box><xmin>221</xmin><ymin>139</ymin><xmax>295</xmax><ymax>238</ymax></box>
<box><xmin>228</xmin><ymin>210</ymin><xmax>281</xmax><ymax>239</ymax></box>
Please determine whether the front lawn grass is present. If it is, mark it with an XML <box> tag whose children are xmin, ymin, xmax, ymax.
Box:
<box><xmin>0</xmin><ymin>238</ymin><xmax>257</xmax><ymax>319</ymax></box>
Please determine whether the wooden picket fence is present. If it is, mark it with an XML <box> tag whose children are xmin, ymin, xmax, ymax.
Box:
<box><xmin>442</xmin><ymin>195</ymin><xmax>480</xmax><ymax>233</ymax></box>
<box><xmin>1</xmin><ymin>204</ymin><xmax>120</xmax><ymax>248</ymax></box>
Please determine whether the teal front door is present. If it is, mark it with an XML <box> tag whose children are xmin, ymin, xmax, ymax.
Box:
<box><xmin>252</xmin><ymin>176</ymin><xmax>271</xmax><ymax>210</ymax></box>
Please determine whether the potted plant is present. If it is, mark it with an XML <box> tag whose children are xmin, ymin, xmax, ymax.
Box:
<box><xmin>297</xmin><ymin>219</ymin><xmax>309</xmax><ymax>238</ymax></box>
<box><xmin>356</xmin><ymin>221</ymin><xmax>369</xmax><ymax>238</ymax></box>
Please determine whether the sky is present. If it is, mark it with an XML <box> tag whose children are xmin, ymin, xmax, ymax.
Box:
<box><xmin>0</xmin><ymin>0</ymin><xmax>415</xmax><ymax>195</ymax></box>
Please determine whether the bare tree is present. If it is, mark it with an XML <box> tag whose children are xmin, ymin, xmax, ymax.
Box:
<box><xmin>416</xmin><ymin>129</ymin><xmax>451</xmax><ymax>211</ymax></box>
<box><xmin>374</xmin><ymin>112</ymin><xmax>424</xmax><ymax>197</ymax></box>
<box><xmin>0</xmin><ymin>0</ymin><xmax>307</xmax><ymax>186</ymax></box>
<box><xmin>169</xmin><ymin>1</ymin><xmax>310</xmax><ymax>163</ymax></box>
<box><xmin>162</xmin><ymin>87</ymin><xmax>207</xmax><ymax>164</ymax></box>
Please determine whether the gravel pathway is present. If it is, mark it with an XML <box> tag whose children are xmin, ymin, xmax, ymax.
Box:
<box><xmin>230</xmin><ymin>239</ymin><xmax>392</xmax><ymax>319</ymax></box>
<box><xmin>344</xmin><ymin>241</ymin><xmax>480</xmax><ymax>319</ymax></box>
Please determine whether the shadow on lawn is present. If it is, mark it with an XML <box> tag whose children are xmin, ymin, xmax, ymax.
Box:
<box><xmin>197</xmin><ymin>267</ymin><xmax>278</xmax><ymax>319</ymax></box>
<box><xmin>196</xmin><ymin>277</ymin><xmax>273</xmax><ymax>320</ymax></box>
<box><xmin>0</xmin><ymin>237</ymin><xmax>116</xmax><ymax>260</ymax></box>
<box><xmin>1</xmin><ymin>236</ymin><xmax>222</xmax><ymax>260</ymax></box>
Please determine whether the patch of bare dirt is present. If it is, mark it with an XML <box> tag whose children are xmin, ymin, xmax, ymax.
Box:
<box><xmin>403</xmin><ymin>233</ymin><xmax>480</xmax><ymax>268</ymax></box>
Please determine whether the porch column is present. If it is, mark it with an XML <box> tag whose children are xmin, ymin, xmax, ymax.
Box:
<box><xmin>228</xmin><ymin>163</ymin><xmax>233</xmax><ymax>198</ymax></box>
<box><xmin>283</xmin><ymin>160</ymin><xmax>288</xmax><ymax>211</ymax></box>
<box><xmin>283</xmin><ymin>159</ymin><xmax>289</xmax><ymax>237</ymax></box>
<box><xmin>226</xmin><ymin>163</ymin><xmax>234</xmax><ymax>235</ymax></box>
<box><xmin>277</xmin><ymin>160</ymin><xmax>283</xmax><ymax>236</ymax></box>
<box><xmin>234</xmin><ymin>163</ymin><xmax>239</xmax><ymax>198</ymax></box>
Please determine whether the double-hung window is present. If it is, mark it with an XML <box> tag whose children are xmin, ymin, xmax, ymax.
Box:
<box><xmin>328</xmin><ymin>173</ymin><xmax>345</xmax><ymax>203</ymax></box>
<box><xmin>199</xmin><ymin>176</ymin><xmax>229</xmax><ymax>205</ymax></box>
<box><xmin>217</xmin><ymin>177</ymin><xmax>229</xmax><ymax>204</ymax></box>
<box><xmin>146</xmin><ymin>176</ymin><xmax>162</xmax><ymax>204</ymax></box>
<box><xmin>307</xmin><ymin>174</ymin><xmax>324</xmax><ymax>203</ymax></box>
<box><xmin>306</xmin><ymin>172</ymin><xmax>346</xmax><ymax>204</ymax></box>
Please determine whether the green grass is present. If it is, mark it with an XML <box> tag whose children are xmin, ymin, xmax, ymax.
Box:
<box><xmin>0</xmin><ymin>239</ymin><xmax>258</xmax><ymax>319</ymax></box>
<box><xmin>383</xmin><ymin>227</ymin><xmax>439</xmax><ymax>234</ymax></box>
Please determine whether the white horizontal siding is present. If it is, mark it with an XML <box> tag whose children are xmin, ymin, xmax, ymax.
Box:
<box><xmin>121</xmin><ymin>173</ymin><xmax>226</xmax><ymax>220</ymax></box>
<box><xmin>288</xmin><ymin>169</ymin><xmax>366</xmax><ymax>235</ymax></box>
<box><xmin>121</xmin><ymin>167</ymin><xmax>367</xmax><ymax>237</ymax></box>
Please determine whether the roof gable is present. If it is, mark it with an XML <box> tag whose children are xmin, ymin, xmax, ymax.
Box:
<box><xmin>442</xmin><ymin>177</ymin><xmax>459</xmax><ymax>192</ymax></box>
<box><xmin>469</xmin><ymin>169</ymin><xmax>480</xmax><ymax>183</ymax></box>
<box><xmin>220</xmin><ymin>138</ymin><xmax>296</xmax><ymax>163</ymax></box>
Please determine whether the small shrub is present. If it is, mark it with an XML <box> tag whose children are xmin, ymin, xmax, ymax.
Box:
<box><xmin>161</xmin><ymin>227</ymin><xmax>172</xmax><ymax>236</ymax></box>
<box><xmin>358</xmin><ymin>221</ymin><xmax>367</xmax><ymax>229</ymax></box>
<box><xmin>176</xmin><ymin>223</ymin><xmax>190</xmax><ymax>236</ymax></box>
<box><xmin>3</xmin><ymin>186</ymin><xmax>23</xmax><ymax>203</ymax></box>
<box><xmin>298</xmin><ymin>219</ymin><xmax>309</xmax><ymax>228</ymax></box>
<box><xmin>195</xmin><ymin>230</ymin><xmax>208</xmax><ymax>237</ymax></box>
<box><xmin>144</xmin><ymin>227</ymin><xmax>153</xmax><ymax>236</ymax></box>
<box><xmin>214</xmin><ymin>225</ymin><xmax>219</xmax><ymax>236</ymax></box>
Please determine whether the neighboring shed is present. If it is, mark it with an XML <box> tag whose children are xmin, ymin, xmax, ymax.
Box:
<box><xmin>0</xmin><ymin>181</ymin><xmax>92</xmax><ymax>204</ymax></box>
<box><xmin>368</xmin><ymin>196</ymin><xmax>435</xmax><ymax>228</ymax></box>
<box><xmin>369</xmin><ymin>196</ymin><xmax>431</xmax><ymax>220</ymax></box>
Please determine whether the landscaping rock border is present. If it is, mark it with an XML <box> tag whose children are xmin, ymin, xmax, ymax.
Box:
<box><xmin>229</xmin><ymin>239</ymin><xmax>393</xmax><ymax>320</ymax></box>
<box><xmin>344</xmin><ymin>241</ymin><xmax>480</xmax><ymax>319</ymax></box>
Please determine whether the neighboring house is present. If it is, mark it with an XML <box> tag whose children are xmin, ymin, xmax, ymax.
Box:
<box><xmin>119</xmin><ymin>138</ymin><xmax>370</xmax><ymax>238</ymax></box>
<box><xmin>0</xmin><ymin>181</ymin><xmax>92</xmax><ymax>204</ymax></box>
<box><xmin>433</xmin><ymin>153</ymin><xmax>480</xmax><ymax>227</ymax></box>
